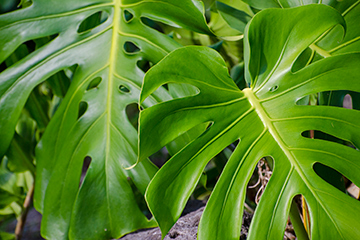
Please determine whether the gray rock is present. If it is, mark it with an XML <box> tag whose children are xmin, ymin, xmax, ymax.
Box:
<box><xmin>120</xmin><ymin>203</ymin><xmax>252</xmax><ymax>240</ymax></box>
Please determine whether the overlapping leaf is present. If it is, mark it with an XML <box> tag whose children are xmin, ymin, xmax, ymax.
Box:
<box><xmin>0</xmin><ymin>0</ymin><xmax>210</xmax><ymax>239</ymax></box>
<box><xmin>241</xmin><ymin>0</ymin><xmax>360</xmax><ymax>55</ymax></box>
<box><xmin>139</xmin><ymin>5</ymin><xmax>360</xmax><ymax>240</ymax></box>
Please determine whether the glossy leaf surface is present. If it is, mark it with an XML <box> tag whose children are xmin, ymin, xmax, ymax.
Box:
<box><xmin>0</xmin><ymin>0</ymin><xmax>210</xmax><ymax>239</ymax></box>
<box><xmin>139</xmin><ymin>5</ymin><xmax>360</xmax><ymax>240</ymax></box>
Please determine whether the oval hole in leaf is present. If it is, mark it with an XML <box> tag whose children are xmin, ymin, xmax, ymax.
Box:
<box><xmin>291</xmin><ymin>47</ymin><xmax>314</xmax><ymax>73</ymax></box>
<box><xmin>269</xmin><ymin>85</ymin><xmax>278</xmax><ymax>92</ymax></box>
<box><xmin>343</xmin><ymin>94</ymin><xmax>352</xmax><ymax>109</ymax></box>
<box><xmin>126</xmin><ymin>103</ymin><xmax>139</xmax><ymax>130</ymax></box>
<box><xmin>119</xmin><ymin>85</ymin><xmax>130</xmax><ymax>93</ymax></box>
<box><xmin>247</xmin><ymin>157</ymin><xmax>273</xmax><ymax>205</ymax></box>
<box><xmin>137</xmin><ymin>59</ymin><xmax>153</xmax><ymax>73</ymax></box>
<box><xmin>77</xmin><ymin>101</ymin><xmax>88</xmax><ymax>119</ymax></box>
<box><xmin>123</xmin><ymin>41</ymin><xmax>140</xmax><ymax>54</ymax></box>
<box><xmin>313</xmin><ymin>162</ymin><xmax>346</xmax><ymax>192</ymax></box>
<box><xmin>86</xmin><ymin>77</ymin><xmax>102</xmax><ymax>90</ymax></box>
<box><xmin>123</xmin><ymin>9</ymin><xmax>134</xmax><ymax>22</ymax></box>
<box><xmin>77</xmin><ymin>11</ymin><xmax>109</xmax><ymax>34</ymax></box>
<box><xmin>79</xmin><ymin>156</ymin><xmax>91</xmax><ymax>187</ymax></box>
<box><xmin>301</xmin><ymin>130</ymin><xmax>357</xmax><ymax>150</ymax></box>
<box><xmin>140</xmin><ymin>17</ymin><xmax>164</xmax><ymax>33</ymax></box>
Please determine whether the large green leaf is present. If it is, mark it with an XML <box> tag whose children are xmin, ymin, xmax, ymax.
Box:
<box><xmin>0</xmin><ymin>0</ymin><xmax>210</xmax><ymax>239</ymax></box>
<box><xmin>241</xmin><ymin>0</ymin><xmax>360</xmax><ymax>56</ymax></box>
<box><xmin>139</xmin><ymin>5</ymin><xmax>360</xmax><ymax>240</ymax></box>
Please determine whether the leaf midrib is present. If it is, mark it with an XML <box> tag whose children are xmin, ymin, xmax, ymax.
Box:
<box><xmin>104</xmin><ymin>0</ymin><xmax>121</xmax><ymax>233</ymax></box>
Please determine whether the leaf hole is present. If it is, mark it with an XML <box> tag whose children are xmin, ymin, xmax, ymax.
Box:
<box><xmin>77</xmin><ymin>11</ymin><xmax>109</xmax><ymax>34</ymax></box>
<box><xmin>86</xmin><ymin>77</ymin><xmax>102</xmax><ymax>91</ymax></box>
<box><xmin>286</xmin><ymin>195</ymin><xmax>309</xmax><ymax>240</ymax></box>
<box><xmin>119</xmin><ymin>85</ymin><xmax>130</xmax><ymax>93</ymax></box>
<box><xmin>0</xmin><ymin>0</ymin><xmax>32</xmax><ymax>14</ymax></box>
<box><xmin>313</xmin><ymin>162</ymin><xmax>346</xmax><ymax>193</ymax></box>
<box><xmin>79</xmin><ymin>156</ymin><xmax>91</xmax><ymax>187</ymax></box>
<box><xmin>291</xmin><ymin>47</ymin><xmax>314</xmax><ymax>73</ymax></box>
<box><xmin>137</xmin><ymin>59</ymin><xmax>153</xmax><ymax>73</ymax></box>
<box><xmin>123</xmin><ymin>41</ymin><xmax>140</xmax><ymax>54</ymax></box>
<box><xmin>77</xmin><ymin>101</ymin><xmax>88</xmax><ymax>120</ymax></box>
<box><xmin>269</xmin><ymin>85</ymin><xmax>278</xmax><ymax>92</ymax></box>
<box><xmin>140</xmin><ymin>17</ymin><xmax>164</xmax><ymax>33</ymax></box>
<box><xmin>301</xmin><ymin>130</ymin><xmax>358</xmax><ymax>150</ymax></box>
<box><xmin>247</xmin><ymin>157</ymin><xmax>273</xmax><ymax>205</ymax></box>
<box><xmin>123</xmin><ymin>9</ymin><xmax>134</xmax><ymax>22</ymax></box>
<box><xmin>298</xmin><ymin>91</ymin><xmax>360</xmax><ymax>109</ymax></box>
<box><xmin>126</xmin><ymin>103</ymin><xmax>140</xmax><ymax>130</ymax></box>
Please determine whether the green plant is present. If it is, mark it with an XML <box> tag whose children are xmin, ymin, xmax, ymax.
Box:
<box><xmin>0</xmin><ymin>0</ymin><xmax>211</xmax><ymax>239</ymax></box>
<box><xmin>0</xmin><ymin>0</ymin><xmax>359</xmax><ymax>240</ymax></box>
<box><xmin>139</xmin><ymin>3</ymin><xmax>360</xmax><ymax>240</ymax></box>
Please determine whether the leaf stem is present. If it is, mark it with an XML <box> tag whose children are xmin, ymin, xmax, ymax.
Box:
<box><xmin>15</xmin><ymin>183</ymin><xmax>35</xmax><ymax>240</ymax></box>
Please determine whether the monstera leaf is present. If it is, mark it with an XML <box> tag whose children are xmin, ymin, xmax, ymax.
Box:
<box><xmin>0</xmin><ymin>0</ymin><xmax>210</xmax><ymax>239</ymax></box>
<box><xmin>241</xmin><ymin>0</ymin><xmax>360</xmax><ymax>55</ymax></box>
<box><xmin>139</xmin><ymin>5</ymin><xmax>360</xmax><ymax>240</ymax></box>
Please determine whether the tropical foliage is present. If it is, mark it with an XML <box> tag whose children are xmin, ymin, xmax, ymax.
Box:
<box><xmin>0</xmin><ymin>0</ymin><xmax>359</xmax><ymax>240</ymax></box>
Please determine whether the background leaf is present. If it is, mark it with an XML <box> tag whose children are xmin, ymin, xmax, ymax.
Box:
<box><xmin>0</xmin><ymin>0</ymin><xmax>211</xmax><ymax>239</ymax></box>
